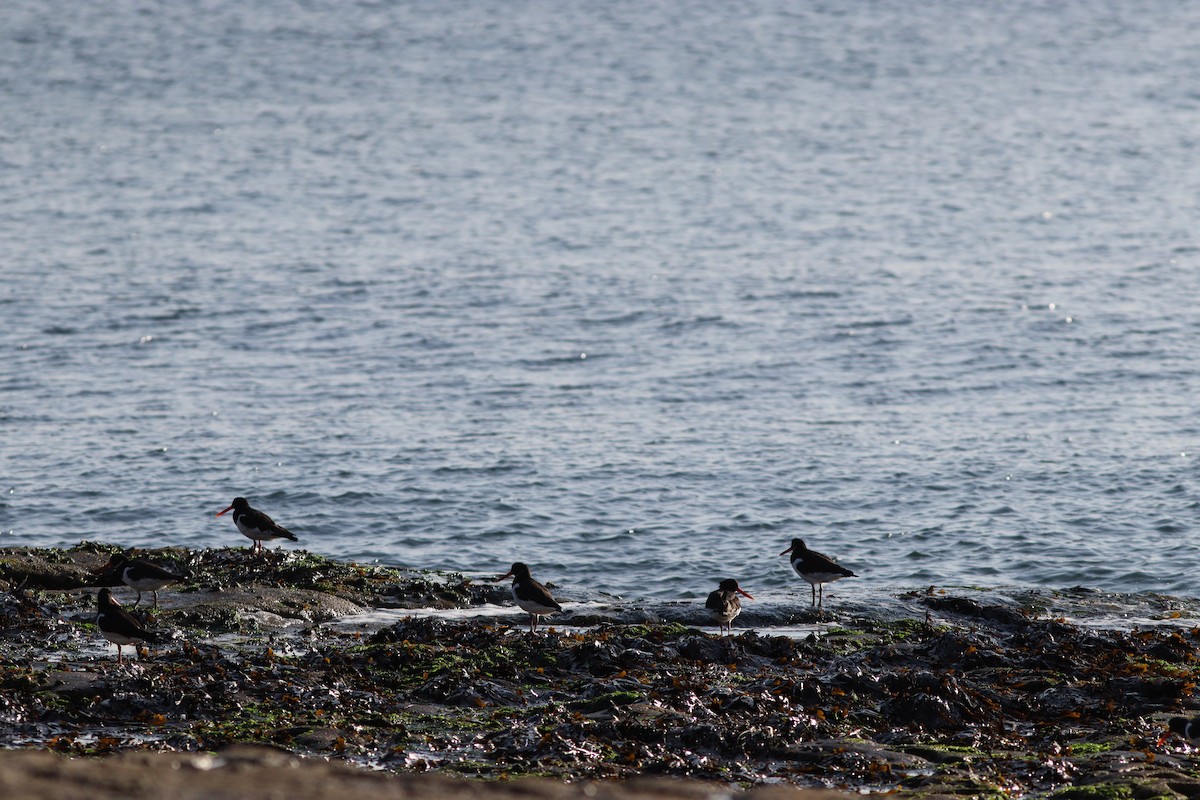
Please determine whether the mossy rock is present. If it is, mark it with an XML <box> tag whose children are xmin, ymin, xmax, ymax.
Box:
<box><xmin>0</xmin><ymin>545</ymin><xmax>110</xmax><ymax>589</ymax></box>
<box><xmin>574</xmin><ymin>690</ymin><xmax>643</xmax><ymax>712</ymax></box>
<box><xmin>1049</xmin><ymin>785</ymin><xmax>1134</xmax><ymax>800</ymax></box>
<box><xmin>1068</xmin><ymin>742</ymin><xmax>1114</xmax><ymax>757</ymax></box>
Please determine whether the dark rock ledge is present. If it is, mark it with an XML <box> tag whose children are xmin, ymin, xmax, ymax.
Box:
<box><xmin>3</xmin><ymin>544</ymin><xmax>1200</xmax><ymax>799</ymax></box>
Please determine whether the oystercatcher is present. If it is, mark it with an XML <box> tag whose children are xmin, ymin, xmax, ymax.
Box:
<box><xmin>1168</xmin><ymin>716</ymin><xmax>1200</xmax><ymax>743</ymax></box>
<box><xmin>706</xmin><ymin>578</ymin><xmax>754</xmax><ymax>635</ymax></box>
<box><xmin>494</xmin><ymin>562</ymin><xmax>562</xmax><ymax>633</ymax></box>
<box><xmin>93</xmin><ymin>552</ymin><xmax>184</xmax><ymax>609</ymax></box>
<box><xmin>216</xmin><ymin>497</ymin><xmax>298</xmax><ymax>553</ymax></box>
<box><xmin>780</xmin><ymin>538</ymin><xmax>856</xmax><ymax>610</ymax></box>
<box><xmin>96</xmin><ymin>587</ymin><xmax>160</xmax><ymax>663</ymax></box>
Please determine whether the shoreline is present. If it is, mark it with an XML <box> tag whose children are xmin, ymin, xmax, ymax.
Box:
<box><xmin>3</xmin><ymin>544</ymin><xmax>1200</xmax><ymax>798</ymax></box>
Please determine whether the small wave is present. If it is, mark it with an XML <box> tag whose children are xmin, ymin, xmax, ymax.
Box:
<box><xmin>517</xmin><ymin>353</ymin><xmax>598</xmax><ymax>367</ymax></box>
<box><xmin>330</xmin><ymin>491</ymin><xmax>384</xmax><ymax>502</ymax></box>
<box><xmin>837</xmin><ymin>316</ymin><xmax>914</xmax><ymax>330</ymax></box>
<box><xmin>179</xmin><ymin>203</ymin><xmax>218</xmax><ymax>214</ymax></box>
<box><xmin>740</xmin><ymin>289</ymin><xmax>842</xmax><ymax>302</ymax></box>
<box><xmin>660</xmin><ymin>315</ymin><xmax>733</xmax><ymax>331</ymax></box>
<box><xmin>581</xmin><ymin>311</ymin><xmax>651</xmax><ymax>326</ymax></box>
<box><xmin>381</xmin><ymin>196</ymin><xmax>421</xmax><ymax>207</ymax></box>
<box><xmin>432</xmin><ymin>463</ymin><xmax>525</xmax><ymax>476</ymax></box>
<box><xmin>537</xmin><ymin>236</ymin><xmax>590</xmax><ymax>251</ymax></box>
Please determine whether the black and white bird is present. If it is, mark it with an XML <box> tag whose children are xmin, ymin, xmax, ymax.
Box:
<box><xmin>1167</xmin><ymin>716</ymin><xmax>1200</xmax><ymax>743</ymax></box>
<box><xmin>706</xmin><ymin>578</ymin><xmax>754</xmax><ymax>635</ymax></box>
<box><xmin>780</xmin><ymin>538</ymin><xmax>856</xmax><ymax>610</ymax></box>
<box><xmin>494</xmin><ymin>562</ymin><xmax>562</xmax><ymax>633</ymax></box>
<box><xmin>94</xmin><ymin>552</ymin><xmax>184</xmax><ymax>608</ymax></box>
<box><xmin>96</xmin><ymin>587</ymin><xmax>160</xmax><ymax>663</ymax></box>
<box><xmin>216</xmin><ymin>497</ymin><xmax>298</xmax><ymax>553</ymax></box>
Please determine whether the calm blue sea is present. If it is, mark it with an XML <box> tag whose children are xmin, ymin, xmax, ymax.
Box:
<box><xmin>4</xmin><ymin>0</ymin><xmax>1200</xmax><ymax>603</ymax></box>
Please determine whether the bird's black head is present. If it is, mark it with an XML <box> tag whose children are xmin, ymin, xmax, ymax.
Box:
<box><xmin>93</xmin><ymin>552</ymin><xmax>129</xmax><ymax>576</ymax></box>
<box><xmin>216</xmin><ymin>497</ymin><xmax>250</xmax><ymax>518</ymax></box>
<box><xmin>1169</xmin><ymin>717</ymin><xmax>1191</xmax><ymax>736</ymax></box>
<box><xmin>780</xmin><ymin>538</ymin><xmax>807</xmax><ymax>556</ymax></box>
<box><xmin>718</xmin><ymin>578</ymin><xmax>741</xmax><ymax>591</ymax></box>
<box><xmin>494</xmin><ymin>562</ymin><xmax>532</xmax><ymax>583</ymax></box>
<box><xmin>97</xmin><ymin>587</ymin><xmax>116</xmax><ymax>606</ymax></box>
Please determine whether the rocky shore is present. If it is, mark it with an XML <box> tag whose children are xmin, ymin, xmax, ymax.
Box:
<box><xmin>3</xmin><ymin>543</ymin><xmax>1200</xmax><ymax>798</ymax></box>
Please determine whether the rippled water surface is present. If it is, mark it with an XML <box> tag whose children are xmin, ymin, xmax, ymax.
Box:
<box><xmin>5</xmin><ymin>0</ymin><xmax>1200</xmax><ymax>601</ymax></box>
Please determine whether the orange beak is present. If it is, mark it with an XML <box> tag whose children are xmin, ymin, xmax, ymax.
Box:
<box><xmin>216</xmin><ymin>504</ymin><xmax>234</xmax><ymax>517</ymax></box>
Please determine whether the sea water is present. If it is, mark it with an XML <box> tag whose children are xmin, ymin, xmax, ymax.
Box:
<box><xmin>4</xmin><ymin>0</ymin><xmax>1200</xmax><ymax>602</ymax></box>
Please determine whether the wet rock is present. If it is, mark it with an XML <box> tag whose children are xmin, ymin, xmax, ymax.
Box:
<box><xmin>676</xmin><ymin>635</ymin><xmax>727</xmax><ymax>663</ymax></box>
<box><xmin>922</xmin><ymin>595</ymin><xmax>1030</xmax><ymax>627</ymax></box>
<box><xmin>370</xmin><ymin>616</ymin><xmax>453</xmax><ymax>645</ymax></box>
<box><xmin>11</xmin><ymin>545</ymin><xmax>1200</xmax><ymax>798</ymax></box>
<box><xmin>924</xmin><ymin>629</ymin><xmax>1007</xmax><ymax>669</ymax></box>
<box><xmin>0</xmin><ymin>747</ymin><xmax>847</xmax><ymax>799</ymax></box>
<box><xmin>43</xmin><ymin>669</ymin><xmax>106</xmax><ymax>699</ymax></box>
<box><xmin>175</xmin><ymin>586</ymin><xmax>364</xmax><ymax>626</ymax></box>
<box><xmin>0</xmin><ymin>546</ymin><xmax>108</xmax><ymax>590</ymax></box>
<box><xmin>779</xmin><ymin>739</ymin><xmax>931</xmax><ymax>768</ymax></box>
